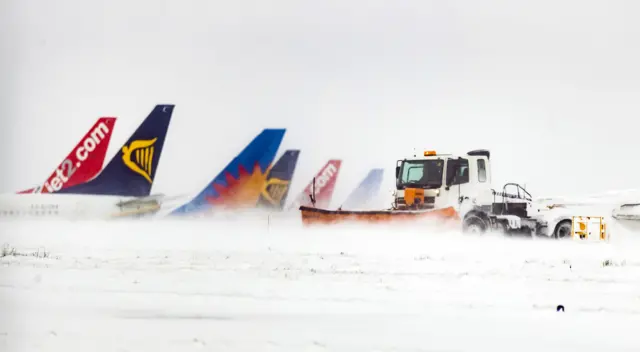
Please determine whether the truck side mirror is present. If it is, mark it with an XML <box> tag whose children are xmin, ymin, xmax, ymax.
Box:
<box><xmin>395</xmin><ymin>166</ymin><xmax>400</xmax><ymax>178</ymax></box>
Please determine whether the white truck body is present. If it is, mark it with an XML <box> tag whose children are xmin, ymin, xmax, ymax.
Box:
<box><xmin>392</xmin><ymin>149</ymin><xmax>579</xmax><ymax>238</ymax></box>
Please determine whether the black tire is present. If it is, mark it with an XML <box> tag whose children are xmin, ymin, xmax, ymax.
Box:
<box><xmin>462</xmin><ymin>213</ymin><xmax>488</xmax><ymax>234</ymax></box>
<box><xmin>553</xmin><ymin>219</ymin><xmax>572</xmax><ymax>239</ymax></box>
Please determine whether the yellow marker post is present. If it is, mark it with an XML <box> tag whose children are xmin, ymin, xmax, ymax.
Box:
<box><xmin>571</xmin><ymin>216</ymin><xmax>609</xmax><ymax>242</ymax></box>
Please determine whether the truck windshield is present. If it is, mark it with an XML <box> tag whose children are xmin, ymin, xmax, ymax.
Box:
<box><xmin>397</xmin><ymin>159</ymin><xmax>444</xmax><ymax>189</ymax></box>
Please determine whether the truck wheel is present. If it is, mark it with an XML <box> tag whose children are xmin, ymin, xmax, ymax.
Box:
<box><xmin>553</xmin><ymin>220</ymin><xmax>572</xmax><ymax>239</ymax></box>
<box><xmin>463</xmin><ymin>214</ymin><xmax>488</xmax><ymax>234</ymax></box>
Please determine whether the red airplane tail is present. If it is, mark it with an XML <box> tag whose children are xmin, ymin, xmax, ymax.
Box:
<box><xmin>289</xmin><ymin>159</ymin><xmax>342</xmax><ymax>209</ymax></box>
<box><xmin>18</xmin><ymin>117</ymin><xmax>116</xmax><ymax>194</ymax></box>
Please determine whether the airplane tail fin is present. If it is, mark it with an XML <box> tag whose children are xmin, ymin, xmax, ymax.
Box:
<box><xmin>56</xmin><ymin>105</ymin><xmax>175</xmax><ymax>197</ymax></box>
<box><xmin>256</xmin><ymin>149</ymin><xmax>300</xmax><ymax>210</ymax></box>
<box><xmin>17</xmin><ymin>117</ymin><xmax>117</xmax><ymax>194</ymax></box>
<box><xmin>288</xmin><ymin>159</ymin><xmax>342</xmax><ymax>210</ymax></box>
<box><xmin>170</xmin><ymin>129</ymin><xmax>286</xmax><ymax>215</ymax></box>
<box><xmin>339</xmin><ymin>168</ymin><xmax>384</xmax><ymax>210</ymax></box>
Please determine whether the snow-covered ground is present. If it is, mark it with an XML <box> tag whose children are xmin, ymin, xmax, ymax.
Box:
<box><xmin>1</xmin><ymin>217</ymin><xmax>640</xmax><ymax>351</ymax></box>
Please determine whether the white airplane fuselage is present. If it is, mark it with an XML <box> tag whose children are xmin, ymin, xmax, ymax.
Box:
<box><xmin>0</xmin><ymin>193</ymin><xmax>145</xmax><ymax>220</ymax></box>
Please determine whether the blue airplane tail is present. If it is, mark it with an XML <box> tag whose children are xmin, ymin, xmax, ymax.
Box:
<box><xmin>339</xmin><ymin>168</ymin><xmax>384</xmax><ymax>210</ymax></box>
<box><xmin>256</xmin><ymin>149</ymin><xmax>300</xmax><ymax>210</ymax></box>
<box><xmin>169</xmin><ymin>128</ymin><xmax>286</xmax><ymax>215</ymax></box>
<box><xmin>56</xmin><ymin>104</ymin><xmax>175</xmax><ymax>197</ymax></box>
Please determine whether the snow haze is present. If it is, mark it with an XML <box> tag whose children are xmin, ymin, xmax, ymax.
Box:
<box><xmin>2</xmin><ymin>3</ymin><xmax>640</xmax><ymax>350</ymax></box>
<box><xmin>2</xmin><ymin>0</ymin><xmax>640</xmax><ymax>203</ymax></box>
<box><xmin>1</xmin><ymin>219</ymin><xmax>640</xmax><ymax>351</ymax></box>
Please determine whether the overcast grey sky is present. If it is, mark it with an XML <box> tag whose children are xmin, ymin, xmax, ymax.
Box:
<box><xmin>2</xmin><ymin>0</ymin><xmax>639</xmax><ymax>205</ymax></box>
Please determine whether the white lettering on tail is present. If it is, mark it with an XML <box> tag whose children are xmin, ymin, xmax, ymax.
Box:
<box><xmin>43</xmin><ymin>121</ymin><xmax>111</xmax><ymax>192</ymax></box>
<box><xmin>76</xmin><ymin>122</ymin><xmax>109</xmax><ymax>161</ymax></box>
<box><xmin>312</xmin><ymin>164</ymin><xmax>337</xmax><ymax>195</ymax></box>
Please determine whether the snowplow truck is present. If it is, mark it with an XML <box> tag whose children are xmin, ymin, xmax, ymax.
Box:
<box><xmin>393</xmin><ymin>149</ymin><xmax>575</xmax><ymax>238</ymax></box>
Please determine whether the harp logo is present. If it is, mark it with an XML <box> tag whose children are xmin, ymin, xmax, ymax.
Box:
<box><xmin>122</xmin><ymin>138</ymin><xmax>157</xmax><ymax>183</ymax></box>
<box><xmin>260</xmin><ymin>178</ymin><xmax>290</xmax><ymax>205</ymax></box>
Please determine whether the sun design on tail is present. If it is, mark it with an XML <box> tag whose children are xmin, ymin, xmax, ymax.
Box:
<box><xmin>205</xmin><ymin>163</ymin><xmax>269</xmax><ymax>208</ymax></box>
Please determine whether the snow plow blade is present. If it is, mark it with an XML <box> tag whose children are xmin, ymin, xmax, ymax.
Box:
<box><xmin>299</xmin><ymin>205</ymin><xmax>460</xmax><ymax>226</ymax></box>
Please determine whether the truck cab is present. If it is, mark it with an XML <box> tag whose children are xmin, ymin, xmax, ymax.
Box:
<box><xmin>393</xmin><ymin>149</ymin><xmax>493</xmax><ymax>212</ymax></box>
<box><xmin>393</xmin><ymin>149</ymin><xmax>572</xmax><ymax>237</ymax></box>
